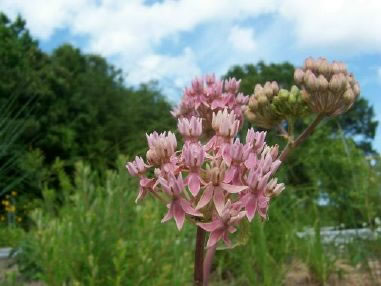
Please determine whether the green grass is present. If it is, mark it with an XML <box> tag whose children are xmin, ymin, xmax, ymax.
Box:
<box><xmin>2</xmin><ymin>156</ymin><xmax>379</xmax><ymax>285</ymax></box>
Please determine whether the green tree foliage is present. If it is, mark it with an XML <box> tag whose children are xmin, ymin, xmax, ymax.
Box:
<box><xmin>0</xmin><ymin>13</ymin><xmax>175</xmax><ymax>201</ymax></box>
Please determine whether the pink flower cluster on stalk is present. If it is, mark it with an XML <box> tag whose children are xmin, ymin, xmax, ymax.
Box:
<box><xmin>126</xmin><ymin>76</ymin><xmax>284</xmax><ymax>248</ymax></box>
<box><xmin>171</xmin><ymin>75</ymin><xmax>249</xmax><ymax>132</ymax></box>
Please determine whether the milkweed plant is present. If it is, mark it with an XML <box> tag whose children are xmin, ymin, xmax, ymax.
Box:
<box><xmin>126</xmin><ymin>57</ymin><xmax>360</xmax><ymax>286</ymax></box>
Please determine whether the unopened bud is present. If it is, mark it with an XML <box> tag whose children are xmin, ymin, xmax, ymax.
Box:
<box><xmin>343</xmin><ymin>89</ymin><xmax>355</xmax><ymax>105</ymax></box>
<box><xmin>278</xmin><ymin>89</ymin><xmax>289</xmax><ymax>100</ymax></box>
<box><xmin>317</xmin><ymin>75</ymin><xmax>329</xmax><ymax>90</ymax></box>
<box><xmin>258</xmin><ymin>95</ymin><xmax>268</xmax><ymax>106</ymax></box>
<box><xmin>304</xmin><ymin>57</ymin><xmax>315</xmax><ymax>70</ymax></box>
<box><xmin>245</xmin><ymin>110</ymin><xmax>256</xmax><ymax>122</ymax></box>
<box><xmin>294</xmin><ymin>69</ymin><xmax>305</xmax><ymax>84</ymax></box>
<box><xmin>271</xmin><ymin>81</ymin><xmax>279</xmax><ymax>94</ymax></box>
<box><xmin>306</xmin><ymin>72</ymin><xmax>318</xmax><ymax>90</ymax></box>
<box><xmin>318</xmin><ymin>58</ymin><xmax>330</xmax><ymax>75</ymax></box>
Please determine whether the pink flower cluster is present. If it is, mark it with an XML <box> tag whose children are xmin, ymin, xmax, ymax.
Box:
<box><xmin>126</xmin><ymin>77</ymin><xmax>284</xmax><ymax>249</ymax></box>
<box><xmin>171</xmin><ymin>75</ymin><xmax>249</xmax><ymax>131</ymax></box>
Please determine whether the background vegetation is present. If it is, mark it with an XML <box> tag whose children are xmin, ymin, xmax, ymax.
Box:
<box><xmin>0</xmin><ymin>13</ymin><xmax>380</xmax><ymax>285</ymax></box>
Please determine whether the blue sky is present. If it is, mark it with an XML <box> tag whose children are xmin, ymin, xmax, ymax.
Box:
<box><xmin>1</xmin><ymin>0</ymin><xmax>380</xmax><ymax>151</ymax></box>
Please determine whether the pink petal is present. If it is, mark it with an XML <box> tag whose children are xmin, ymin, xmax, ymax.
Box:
<box><xmin>196</xmin><ymin>184</ymin><xmax>214</xmax><ymax>209</ymax></box>
<box><xmin>173</xmin><ymin>202</ymin><xmax>185</xmax><ymax>230</ymax></box>
<box><xmin>220</xmin><ymin>183</ymin><xmax>248</xmax><ymax>194</ymax></box>
<box><xmin>245</xmin><ymin>153</ymin><xmax>257</xmax><ymax>169</ymax></box>
<box><xmin>222</xmin><ymin>232</ymin><xmax>232</xmax><ymax>247</ymax></box>
<box><xmin>206</xmin><ymin>229</ymin><xmax>225</xmax><ymax>248</ymax></box>
<box><xmin>224</xmin><ymin>167</ymin><xmax>236</xmax><ymax>184</ymax></box>
<box><xmin>179</xmin><ymin>198</ymin><xmax>202</xmax><ymax>217</ymax></box>
<box><xmin>161</xmin><ymin>204</ymin><xmax>174</xmax><ymax>223</ymax></box>
<box><xmin>245</xmin><ymin>196</ymin><xmax>257</xmax><ymax>222</ymax></box>
<box><xmin>213</xmin><ymin>188</ymin><xmax>225</xmax><ymax>216</ymax></box>
<box><xmin>222</xmin><ymin>146</ymin><xmax>232</xmax><ymax>166</ymax></box>
<box><xmin>197</xmin><ymin>220</ymin><xmax>224</xmax><ymax>232</ymax></box>
<box><xmin>135</xmin><ymin>187</ymin><xmax>146</xmax><ymax>203</ymax></box>
<box><xmin>188</xmin><ymin>173</ymin><xmax>200</xmax><ymax>196</ymax></box>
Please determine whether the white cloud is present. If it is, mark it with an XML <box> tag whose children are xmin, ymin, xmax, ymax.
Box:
<box><xmin>0</xmin><ymin>0</ymin><xmax>91</xmax><ymax>39</ymax></box>
<box><xmin>2</xmin><ymin>0</ymin><xmax>381</xmax><ymax>94</ymax></box>
<box><xmin>228</xmin><ymin>25</ymin><xmax>257</xmax><ymax>53</ymax></box>
<box><xmin>127</xmin><ymin>47</ymin><xmax>201</xmax><ymax>88</ymax></box>
<box><xmin>278</xmin><ymin>0</ymin><xmax>381</xmax><ymax>53</ymax></box>
<box><xmin>0</xmin><ymin>0</ymin><xmax>277</xmax><ymax>91</ymax></box>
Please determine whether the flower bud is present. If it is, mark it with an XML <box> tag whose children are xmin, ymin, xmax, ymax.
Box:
<box><xmin>317</xmin><ymin>75</ymin><xmax>329</xmax><ymax>90</ymax></box>
<box><xmin>294</xmin><ymin>69</ymin><xmax>305</xmax><ymax>84</ymax></box>
<box><xmin>304</xmin><ymin>57</ymin><xmax>315</xmax><ymax>70</ymax></box>
<box><xmin>257</xmin><ymin>95</ymin><xmax>268</xmax><ymax>106</ymax></box>
<box><xmin>343</xmin><ymin>89</ymin><xmax>355</xmax><ymax>105</ymax></box>
<box><xmin>271</xmin><ymin>81</ymin><xmax>279</xmax><ymax>94</ymax></box>
<box><xmin>306</xmin><ymin>72</ymin><xmax>318</xmax><ymax>90</ymax></box>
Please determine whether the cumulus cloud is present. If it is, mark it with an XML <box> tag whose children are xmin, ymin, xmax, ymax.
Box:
<box><xmin>0</xmin><ymin>0</ymin><xmax>91</xmax><ymax>39</ymax></box>
<box><xmin>0</xmin><ymin>0</ymin><xmax>277</xmax><ymax>90</ymax></box>
<box><xmin>228</xmin><ymin>25</ymin><xmax>257</xmax><ymax>53</ymax></box>
<box><xmin>278</xmin><ymin>0</ymin><xmax>381</xmax><ymax>53</ymax></box>
<box><xmin>2</xmin><ymin>0</ymin><xmax>381</xmax><ymax>91</ymax></box>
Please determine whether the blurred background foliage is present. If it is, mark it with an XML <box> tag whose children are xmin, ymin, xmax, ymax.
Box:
<box><xmin>0</xmin><ymin>12</ymin><xmax>380</xmax><ymax>285</ymax></box>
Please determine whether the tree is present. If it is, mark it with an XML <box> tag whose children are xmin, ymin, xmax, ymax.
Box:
<box><xmin>0</xmin><ymin>13</ymin><xmax>176</xmax><ymax>201</ymax></box>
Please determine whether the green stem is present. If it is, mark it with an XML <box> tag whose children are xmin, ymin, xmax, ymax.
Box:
<box><xmin>279</xmin><ymin>113</ymin><xmax>325</xmax><ymax>162</ymax></box>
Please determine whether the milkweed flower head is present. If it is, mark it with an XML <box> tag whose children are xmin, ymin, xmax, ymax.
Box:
<box><xmin>126</xmin><ymin>75</ymin><xmax>284</xmax><ymax>248</ymax></box>
<box><xmin>294</xmin><ymin>57</ymin><xmax>360</xmax><ymax>116</ymax></box>
<box><xmin>171</xmin><ymin>74</ymin><xmax>249</xmax><ymax>133</ymax></box>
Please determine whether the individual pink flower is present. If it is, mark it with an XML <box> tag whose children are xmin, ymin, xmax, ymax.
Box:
<box><xmin>126</xmin><ymin>156</ymin><xmax>149</xmax><ymax>177</ymax></box>
<box><xmin>198</xmin><ymin>200</ymin><xmax>246</xmax><ymax>248</ymax></box>
<box><xmin>241</xmin><ymin>166</ymin><xmax>271</xmax><ymax>221</ymax></box>
<box><xmin>160</xmin><ymin>174</ymin><xmax>203</xmax><ymax>230</ymax></box>
<box><xmin>206</xmin><ymin>109</ymin><xmax>240</xmax><ymax>152</ymax></box>
<box><xmin>182</xmin><ymin>143</ymin><xmax>205</xmax><ymax>196</ymax></box>
<box><xmin>146</xmin><ymin>131</ymin><xmax>178</xmax><ymax>172</ymax></box>
<box><xmin>265</xmin><ymin>178</ymin><xmax>285</xmax><ymax>197</ymax></box>
<box><xmin>126</xmin><ymin>156</ymin><xmax>155</xmax><ymax>203</ymax></box>
<box><xmin>224</xmin><ymin>78</ymin><xmax>241</xmax><ymax>94</ymax></box>
<box><xmin>223</xmin><ymin>139</ymin><xmax>250</xmax><ymax>184</ymax></box>
<box><xmin>136</xmin><ymin>177</ymin><xmax>155</xmax><ymax>203</ymax></box>
<box><xmin>246</xmin><ymin>129</ymin><xmax>266</xmax><ymax>153</ymax></box>
<box><xmin>196</xmin><ymin>164</ymin><xmax>247</xmax><ymax>215</ymax></box>
<box><xmin>177</xmin><ymin>117</ymin><xmax>203</xmax><ymax>143</ymax></box>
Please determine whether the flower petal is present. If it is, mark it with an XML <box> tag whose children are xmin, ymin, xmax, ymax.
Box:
<box><xmin>206</xmin><ymin>229</ymin><xmax>225</xmax><ymax>248</ymax></box>
<box><xmin>197</xmin><ymin>220</ymin><xmax>224</xmax><ymax>232</ymax></box>
<box><xmin>188</xmin><ymin>173</ymin><xmax>200</xmax><ymax>196</ymax></box>
<box><xmin>223</xmin><ymin>167</ymin><xmax>236</xmax><ymax>184</ymax></box>
<box><xmin>196</xmin><ymin>184</ymin><xmax>214</xmax><ymax>209</ymax></box>
<box><xmin>161</xmin><ymin>203</ymin><xmax>174</xmax><ymax>223</ymax></box>
<box><xmin>220</xmin><ymin>183</ymin><xmax>248</xmax><ymax>193</ymax></box>
<box><xmin>179</xmin><ymin>198</ymin><xmax>202</xmax><ymax>217</ymax></box>
<box><xmin>213</xmin><ymin>188</ymin><xmax>225</xmax><ymax>216</ymax></box>
<box><xmin>245</xmin><ymin>196</ymin><xmax>257</xmax><ymax>222</ymax></box>
<box><xmin>222</xmin><ymin>232</ymin><xmax>232</xmax><ymax>248</ymax></box>
<box><xmin>173</xmin><ymin>202</ymin><xmax>185</xmax><ymax>230</ymax></box>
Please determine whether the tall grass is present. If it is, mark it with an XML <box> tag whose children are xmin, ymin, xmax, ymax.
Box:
<box><xmin>9</xmin><ymin>152</ymin><xmax>381</xmax><ymax>285</ymax></box>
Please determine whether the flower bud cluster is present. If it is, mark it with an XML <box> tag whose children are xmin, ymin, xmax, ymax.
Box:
<box><xmin>171</xmin><ymin>75</ymin><xmax>249</xmax><ymax>133</ymax></box>
<box><xmin>294</xmin><ymin>57</ymin><xmax>360</xmax><ymax>116</ymax></box>
<box><xmin>126</xmin><ymin>77</ymin><xmax>284</xmax><ymax>248</ymax></box>
<box><xmin>245</xmin><ymin>81</ymin><xmax>283</xmax><ymax>128</ymax></box>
